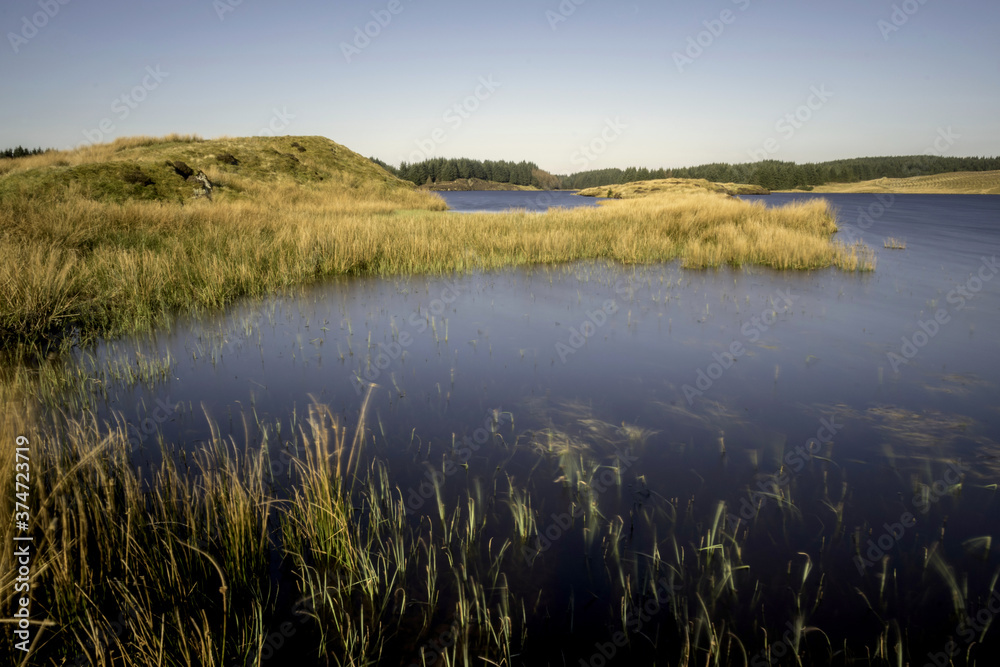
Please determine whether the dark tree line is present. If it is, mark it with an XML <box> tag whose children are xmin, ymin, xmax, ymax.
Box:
<box><xmin>1</xmin><ymin>146</ymin><xmax>49</xmax><ymax>159</ymax></box>
<box><xmin>373</xmin><ymin>156</ymin><xmax>548</xmax><ymax>188</ymax></box>
<box><xmin>559</xmin><ymin>155</ymin><xmax>1000</xmax><ymax>191</ymax></box>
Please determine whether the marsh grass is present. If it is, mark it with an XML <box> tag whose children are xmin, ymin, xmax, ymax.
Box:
<box><xmin>2</xmin><ymin>385</ymin><xmax>999</xmax><ymax>664</ymax></box>
<box><xmin>1</xmin><ymin>135</ymin><xmax>872</xmax><ymax>358</ymax></box>
<box><xmin>883</xmin><ymin>237</ymin><xmax>907</xmax><ymax>249</ymax></box>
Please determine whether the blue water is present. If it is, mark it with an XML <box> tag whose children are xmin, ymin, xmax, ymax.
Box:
<box><xmin>62</xmin><ymin>192</ymin><xmax>1000</xmax><ymax>663</ymax></box>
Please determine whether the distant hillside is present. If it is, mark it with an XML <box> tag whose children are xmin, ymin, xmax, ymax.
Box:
<box><xmin>0</xmin><ymin>134</ymin><xmax>410</xmax><ymax>204</ymax></box>
<box><xmin>786</xmin><ymin>170</ymin><xmax>1000</xmax><ymax>195</ymax></box>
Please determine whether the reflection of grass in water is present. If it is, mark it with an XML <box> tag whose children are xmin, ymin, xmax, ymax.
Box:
<box><xmin>3</xmin><ymin>387</ymin><xmax>1000</xmax><ymax>663</ymax></box>
<box><xmin>922</xmin><ymin>373</ymin><xmax>994</xmax><ymax>397</ymax></box>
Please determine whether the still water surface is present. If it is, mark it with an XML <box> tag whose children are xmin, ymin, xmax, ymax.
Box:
<box><xmin>68</xmin><ymin>193</ymin><xmax>1000</xmax><ymax>661</ymax></box>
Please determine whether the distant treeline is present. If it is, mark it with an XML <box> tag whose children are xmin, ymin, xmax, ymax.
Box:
<box><xmin>371</xmin><ymin>156</ymin><xmax>561</xmax><ymax>189</ymax></box>
<box><xmin>373</xmin><ymin>154</ymin><xmax>1000</xmax><ymax>191</ymax></box>
<box><xmin>1</xmin><ymin>146</ymin><xmax>49</xmax><ymax>159</ymax></box>
<box><xmin>560</xmin><ymin>155</ymin><xmax>1000</xmax><ymax>190</ymax></box>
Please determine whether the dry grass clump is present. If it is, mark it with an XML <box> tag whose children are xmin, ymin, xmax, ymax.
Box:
<box><xmin>883</xmin><ymin>237</ymin><xmax>907</xmax><ymax>249</ymax></box>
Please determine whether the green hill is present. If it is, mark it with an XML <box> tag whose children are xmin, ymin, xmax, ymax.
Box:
<box><xmin>0</xmin><ymin>134</ymin><xmax>411</xmax><ymax>205</ymax></box>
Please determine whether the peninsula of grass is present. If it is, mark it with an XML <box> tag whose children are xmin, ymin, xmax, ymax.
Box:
<box><xmin>0</xmin><ymin>134</ymin><xmax>873</xmax><ymax>356</ymax></box>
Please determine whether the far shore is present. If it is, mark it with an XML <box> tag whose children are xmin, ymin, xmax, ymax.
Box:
<box><xmin>777</xmin><ymin>170</ymin><xmax>1000</xmax><ymax>195</ymax></box>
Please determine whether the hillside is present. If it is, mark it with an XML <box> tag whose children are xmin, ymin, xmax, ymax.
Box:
<box><xmin>578</xmin><ymin>178</ymin><xmax>769</xmax><ymax>198</ymax></box>
<box><xmin>0</xmin><ymin>134</ymin><xmax>412</xmax><ymax>204</ymax></box>
<box><xmin>784</xmin><ymin>170</ymin><xmax>1000</xmax><ymax>195</ymax></box>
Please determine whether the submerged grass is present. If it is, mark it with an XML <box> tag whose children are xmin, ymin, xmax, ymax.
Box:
<box><xmin>1</xmin><ymin>135</ymin><xmax>872</xmax><ymax>357</ymax></box>
<box><xmin>1</xmin><ymin>383</ymin><xmax>998</xmax><ymax>664</ymax></box>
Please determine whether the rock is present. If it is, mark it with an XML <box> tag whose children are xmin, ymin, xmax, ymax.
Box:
<box><xmin>169</xmin><ymin>160</ymin><xmax>194</xmax><ymax>179</ymax></box>
<box><xmin>193</xmin><ymin>170</ymin><xmax>214</xmax><ymax>201</ymax></box>
<box><xmin>216</xmin><ymin>153</ymin><xmax>239</xmax><ymax>166</ymax></box>
<box><xmin>289</xmin><ymin>142</ymin><xmax>306</xmax><ymax>153</ymax></box>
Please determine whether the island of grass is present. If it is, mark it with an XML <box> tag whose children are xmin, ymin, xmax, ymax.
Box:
<box><xmin>578</xmin><ymin>177</ymin><xmax>770</xmax><ymax>198</ymax></box>
<box><xmin>0</xmin><ymin>134</ymin><xmax>873</xmax><ymax>356</ymax></box>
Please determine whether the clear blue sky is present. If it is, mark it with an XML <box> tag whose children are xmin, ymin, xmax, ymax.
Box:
<box><xmin>2</xmin><ymin>0</ymin><xmax>997</xmax><ymax>174</ymax></box>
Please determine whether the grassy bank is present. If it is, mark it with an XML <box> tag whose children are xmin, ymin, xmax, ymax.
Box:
<box><xmin>784</xmin><ymin>170</ymin><xmax>1000</xmax><ymax>194</ymax></box>
<box><xmin>1</xmin><ymin>135</ymin><xmax>872</xmax><ymax>357</ymax></box>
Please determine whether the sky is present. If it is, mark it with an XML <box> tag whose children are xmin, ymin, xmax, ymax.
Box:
<box><xmin>1</xmin><ymin>0</ymin><xmax>998</xmax><ymax>174</ymax></box>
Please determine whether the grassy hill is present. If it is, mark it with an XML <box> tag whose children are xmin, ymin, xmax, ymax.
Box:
<box><xmin>578</xmin><ymin>178</ymin><xmax>769</xmax><ymax>198</ymax></box>
<box><xmin>784</xmin><ymin>170</ymin><xmax>1000</xmax><ymax>194</ymax></box>
<box><xmin>0</xmin><ymin>134</ymin><xmax>412</xmax><ymax>204</ymax></box>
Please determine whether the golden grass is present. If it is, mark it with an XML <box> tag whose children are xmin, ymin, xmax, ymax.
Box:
<box><xmin>0</xmin><ymin>135</ymin><xmax>872</xmax><ymax>355</ymax></box>
<box><xmin>884</xmin><ymin>237</ymin><xmax>907</xmax><ymax>249</ymax></box>
<box><xmin>792</xmin><ymin>170</ymin><xmax>1000</xmax><ymax>195</ymax></box>
<box><xmin>578</xmin><ymin>177</ymin><xmax>769</xmax><ymax>198</ymax></box>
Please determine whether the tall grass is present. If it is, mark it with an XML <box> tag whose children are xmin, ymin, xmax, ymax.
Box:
<box><xmin>1</xmin><ymin>135</ymin><xmax>872</xmax><ymax>356</ymax></box>
<box><xmin>2</xmin><ymin>383</ymin><xmax>997</xmax><ymax>664</ymax></box>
